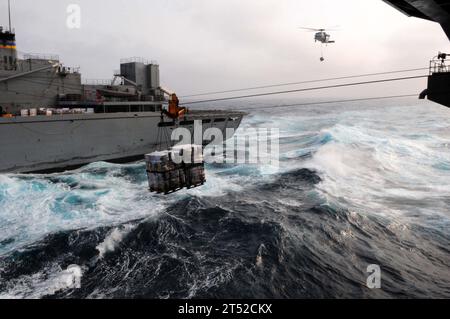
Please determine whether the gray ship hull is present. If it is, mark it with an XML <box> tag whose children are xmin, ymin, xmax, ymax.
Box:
<box><xmin>0</xmin><ymin>110</ymin><xmax>244</xmax><ymax>173</ymax></box>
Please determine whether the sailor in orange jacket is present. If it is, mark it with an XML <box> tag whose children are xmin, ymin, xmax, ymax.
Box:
<box><xmin>166</xmin><ymin>93</ymin><xmax>187</xmax><ymax>119</ymax></box>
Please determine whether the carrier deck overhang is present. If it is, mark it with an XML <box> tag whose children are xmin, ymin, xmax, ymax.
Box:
<box><xmin>384</xmin><ymin>0</ymin><xmax>450</xmax><ymax>108</ymax></box>
<box><xmin>383</xmin><ymin>0</ymin><xmax>450</xmax><ymax>39</ymax></box>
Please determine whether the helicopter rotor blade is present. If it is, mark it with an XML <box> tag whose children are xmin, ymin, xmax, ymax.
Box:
<box><xmin>298</xmin><ymin>27</ymin><xmax>321</xmax><ymax>31</ymax></box>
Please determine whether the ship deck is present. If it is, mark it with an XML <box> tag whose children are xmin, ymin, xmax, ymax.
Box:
<box><xmin>0</xmin><ymin>109</ymin><xmax>247</xmax><ymax>124</ymax></box>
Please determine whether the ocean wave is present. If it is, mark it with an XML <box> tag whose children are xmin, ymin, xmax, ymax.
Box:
<box><xmin>0</xmin><ymin>100</ymin><xmax>449</xmax><ymax>298</ymax></box>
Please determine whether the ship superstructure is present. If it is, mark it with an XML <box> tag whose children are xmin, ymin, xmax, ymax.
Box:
<box><xmin>0</xmin><ymin>27</ymin><xmax>165</xmax><ymax>115</ymax></box>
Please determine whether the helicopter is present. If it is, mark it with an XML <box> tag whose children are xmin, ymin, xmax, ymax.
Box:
<box><xmin>299</xmin><ymin>27</ymin><xmax>338</xmax><ymax>61</ymax></box>
<box><xmin>299</xmin><ymin>27</ymin><xmax>337</xmax><ymax>44</ymax></box>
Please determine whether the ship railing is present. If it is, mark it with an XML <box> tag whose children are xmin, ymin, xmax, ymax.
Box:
<box><xmin>430</xmin><ymin>58</ymin><xmax>450</xmax><ymax>75</ymax></box>
<box><xmin>58</xmin><ymin>66</ymin><xmax>80</xmax><ymax>74</ymax></box>
<box><xmin>23</xmin><ymin>53</ymin><xmax>60</xmax><ymax>62</ymax></box>
<box><xmin>82</xmin><ymin>79</ymin><xmax>113</xmax><ymax>86</ymax></box>
<box><xmin>120</xmin><ymin>57</ymin><xmax>158</xmax><ymax>65</ymax></box>
<box><xmin>0</xmin><ymin>61</ymin><xmax>17</xmax><ymax>71</ymax></box>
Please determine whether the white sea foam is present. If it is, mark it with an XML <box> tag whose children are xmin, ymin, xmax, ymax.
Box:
<box><xmin>0</xmin><ymin>264</ymin><xmax>83</xmax><ymax>299</ymax></box>
<box><xmin>97</xmin><ymin>225</ymin><xmax>135</xmax><ymax>258</ymax></box>
<box><xmin>305</xmin><ymin>104</ymin><xmax>450</xmax><ymax>221</ymax></box>
<box><xmin>0</xmin><ymin>162</ymin><xmax>171</xmax><ymax>256</ymax></box>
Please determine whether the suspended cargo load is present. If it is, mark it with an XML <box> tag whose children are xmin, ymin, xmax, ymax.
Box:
<box><xmin>145</xmin><ymin>150</ymin><xmax>184</xmax><ymax>193</ymax></box>
<box><xmin>145</xmin><ymin>145</ymin><xmax>206</xmax><ymax>194</ymax></box>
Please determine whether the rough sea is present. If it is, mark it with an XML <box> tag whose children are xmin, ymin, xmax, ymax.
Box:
<box><xmin>0</xmin><ymin>98</ymin><xmax>449</xmax><ymax>299</ymax></box>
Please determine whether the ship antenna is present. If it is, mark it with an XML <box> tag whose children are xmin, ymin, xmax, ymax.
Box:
<box><xmin>8</xmin><ymin>0</ymin><xmax>12</xmax><ymax>31</ymax></box>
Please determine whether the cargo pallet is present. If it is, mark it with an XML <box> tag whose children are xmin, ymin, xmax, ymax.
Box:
<box><xmin>146</xmin><ymin>145</ymin><xmax>206</xmax><ymax>195</ymax></box>
<box><xmin>186</xmin><ymin>181</ymin><xmax>205</xmax><ymax>189</ymax></box>
<box><xmin>150</xmin><ymin>180</ymin><xmax>205</xmax><ymax>194</ymax></box>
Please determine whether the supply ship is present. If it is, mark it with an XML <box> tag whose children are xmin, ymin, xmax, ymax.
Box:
<box><xmin>0</xmin><ymin>26</ymin><xmax>245</xmax><ymax>173</ymax></box>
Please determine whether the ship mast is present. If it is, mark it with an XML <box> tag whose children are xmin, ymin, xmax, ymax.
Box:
<box><xmin>8</xmin><ymin>0</ymin><xmax>12</xmax><ymax>31</ymax></box>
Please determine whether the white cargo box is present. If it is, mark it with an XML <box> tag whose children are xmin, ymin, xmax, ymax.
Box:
<box><xmin>145</xmin><ymin>151</ymin><xmax>171</xmax><ymax>164</ymax></box>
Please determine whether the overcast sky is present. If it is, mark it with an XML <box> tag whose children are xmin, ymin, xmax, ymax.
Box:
<box><xmin>1</xmin><ymin>0</ymin><xmax>449</xmax><ymax>100</ymax></box>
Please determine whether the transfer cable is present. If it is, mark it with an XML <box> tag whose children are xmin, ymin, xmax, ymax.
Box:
<box><xmin>226</xmin><ymin>94</ymin><xmax>420</xmax><ymax>112</ymax></box>
<box><xmin>180</xmin><ymin>67</ymin><xmax>428</xmax><ymax>98</ymax></box>
<box><xmin>181</xmin><ymin>75</ymin><xmax>428</xmax><ymax>105</ymax></box>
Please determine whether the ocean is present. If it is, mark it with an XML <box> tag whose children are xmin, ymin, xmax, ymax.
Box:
<box><xmin>0</xmin><ymin>98</ymin><xmax>449</xmax><ymax>298</ymax></box>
